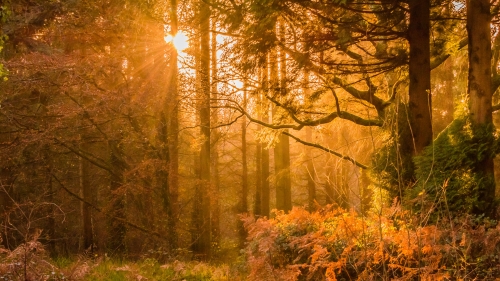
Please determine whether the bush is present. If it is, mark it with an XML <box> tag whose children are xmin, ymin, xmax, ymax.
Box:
<box><xmin>0</xmin><ymin>230</ymin><xmax>67</xmax><ymax>281</ymax></box>
<box><xmin>412</xmin><ymin>116</ymin><xmax>499</xmax><ymax>217</ymax></box>
<box><xmin>243</xmin><ymin>206</ymin><xmax>500</xmax><ymax>280</ymax></box>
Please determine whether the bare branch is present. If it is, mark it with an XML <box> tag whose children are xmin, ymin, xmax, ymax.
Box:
<box><xmin>51</xmin><ymin>174</ymin><xmax>165</xmax><ymax>239</ymax></box>
<box><xmin>283</xmin><ymin>132</ymin><xmax>368</xmax><ymax>169</ymax></box>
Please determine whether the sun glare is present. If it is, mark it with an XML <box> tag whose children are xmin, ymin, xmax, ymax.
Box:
<box><xmin>164</xmin><ymin>31</ymin><xmax>189</xmax><ymax>51</ymax></box>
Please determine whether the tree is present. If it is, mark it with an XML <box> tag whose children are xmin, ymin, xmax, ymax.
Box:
<box><xmin>166</xmin><ymin>0</ymin><xmax>181</xmax><ymax>252</ymax></box>
<box><xmin>239</xmin><ymin>82</ymin><xmax>249</xmax><ymax>248</ymax></box>
<box><xmin>408</xmin><ymin>0</ymin><xmax>432</xmax><ymax>155</ymax></box>
<box><xmin>466</xmin><ymin>0</ymin><xmax>496</xmax><ymax>216</ymax></box>
<box><xmin>273</xmin><ymin>20</ymin><xmax>292</xmax><ymax>213</ymax></box>
<box><xmin>192</xmin><ymin>0</ymin><xmax>212</xmax><ymax>259</ymax></box>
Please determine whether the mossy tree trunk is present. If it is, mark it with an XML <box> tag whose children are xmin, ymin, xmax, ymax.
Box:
<box><xmin>466</xmin><ymin>0</ymin><xmax>496</xmax><ymax>217</ymax></box>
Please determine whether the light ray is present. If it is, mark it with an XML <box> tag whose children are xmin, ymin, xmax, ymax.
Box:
<box><xmin>164</xmin><ymin>31</ymin><xmax>189</xmax><ymax>52</ymax></box>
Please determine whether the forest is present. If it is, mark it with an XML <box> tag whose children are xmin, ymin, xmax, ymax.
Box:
<box><xmin>2</xmin><ymin>0</ymin><xmax>500</xmax><ymax>280</ymax></box>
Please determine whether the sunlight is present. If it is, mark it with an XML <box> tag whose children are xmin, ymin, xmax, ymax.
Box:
<box><xmin>164</xmin><ymin>31</ymin><xmax>189</xmax><ymax>52</ymax></box>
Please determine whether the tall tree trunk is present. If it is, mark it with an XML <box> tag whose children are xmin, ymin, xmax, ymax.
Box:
<box><xmin>157</xmin><ymin>112</ymin><xmax>173</xmax><ymax>249</ymax></box>
<box><xmin>255</xmin><ymin>142</ymin><xmax>262</xmax><ymax>216</ymax></box>
<box><xmin>274</xmin><ymin>21</ymin><xmax>292</xmax><ymax>212</ymax></box>
<box><xmin>210</xmin><ymin>20</ymin><xmax>221</xmax><ymax>254</ymax></box>
<box><xmin>193</xmin><ymin>0</ymin><xmax>212</xmax><ymax>259</ymax></box>
<box><xmin>43</xmin><ymin>145</ymin><xmax>56</xmax><ymax>256</ymax></box>
<box><xmin>466</xmin><ymin>0</ymin><xmax>496</xmax><ymax>217</ymax></box>
<box><xmin>303</xmin><ymin>50</ymin><xmax>316</xmax><ymax>212</ymax></box>
<box><xmin>261</xmin><ymin>55</ymin><xmax>271</xmax><ymax>218</ymax></box>
<box><xmin>79</xmin><ymin>141</ymin><xmax>93</xmax><ymax>253</ymax></box>
<box><xmin>408</xmin><ymin>0</ymin><xmax>432</xmax><ymax>155</ymax></box>
<box><xmin>167</xmin><ymin>0</ymin><xmax>179</xmax><ymax>251</ymax></box>
<box><xmin>254</xmin><ymin>68</ymin><xmax>263</xmax><ymax>216</ymax></box>
<box><xmin>108</xmin><ymin>139</ymin><xmax>126</xmax><ymax>255</ymax></box>
<box><xmin>239</xmin><ymin>83</ymin><xmax>249</xmax><ymax>249</ymax></box>
<box><xmin>305</xmin><ymin>127</ymin><xmax>316</xmax><ymax>212</ymax></box>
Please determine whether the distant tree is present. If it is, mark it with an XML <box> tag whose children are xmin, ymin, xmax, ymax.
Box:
<box><xmin>192</xmin><ymin>0</ymin><xmax>212</xmax><ymax>259</ymax></box>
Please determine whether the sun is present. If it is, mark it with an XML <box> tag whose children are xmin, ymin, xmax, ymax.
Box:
<box><xmin>164</xmin><ymin>31</ymin><xmax>189</xmax><ymax>51</ymax></box>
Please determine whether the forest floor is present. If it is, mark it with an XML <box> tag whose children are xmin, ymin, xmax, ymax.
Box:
<box><xmin>0</xmin><ymin>246</ymin><xmax>247</xmax><ymax>281</ymax></box>
<box><xmin>75</xmin><ymin>258</ymin><xmax>245</xmax><ymax>281</ymax></box>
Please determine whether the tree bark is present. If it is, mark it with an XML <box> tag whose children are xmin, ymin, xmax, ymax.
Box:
<box><xmin>239</xmin><ymin>83</ymin><xmax>249</xmax><ymax>249</ymax></box>
<box><xmin>304</xmin><ymin>67</ymin><xmax>316</xmax><ymax>212</ymax></box>
<box><xmin>79</xmin><ymin>141</ymin><xmax>93</xmax><ymax>252</ymax></box>
<box><xmin>408</xmin><ymin>0</ymin><xmax>432</xmax><ymax>155</ymax></box>
<box><xmin>254</xmin><ymin>68</ymin><xmax>263</xmax><ymax>216</ymax></box>
<box><xmin>166</xmin><ymin>0</ymin><xmax>179</xmax><ymax>251</ymax></box>
<box><xmin>261</xmin><ymin>55</ymin><xmax>270</xmax><ymax>218</ymax></box>
<box><xmin>274</xmin><ymin>21</ymin><xmax>292</xmax><ymax>212</ymax></box>
<box><xmin>194</xmin><ymin>0</ymin><xmax>212</xmax><ymax>259</ymax></box>
<box><xmin>305</xmin><ymin>127</ymin><xmax>316</xmax><ymax>212</ymax></box>
<box><xmin>108</xmin><ymin>139</ymin><xmax>126</xmax><ymax>255</ymax></box>
<box><xmin>210</xmin><ymin>20</ymin><xmax>221</xmax><ymax>254</ymax></box>
<box><xmin>466</xmin><ymin>0</ymin><xmax>496</xmax><ymax>217</ymax></box>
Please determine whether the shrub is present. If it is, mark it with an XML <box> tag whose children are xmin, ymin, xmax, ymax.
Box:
<box><xmin>0</xmin><ymin>229</ymin><xmax>66</xmax><ymax>281</ymax></box>
<box><xmin>243</xmin><ymin>206</ymin><xmax>500</xmax><ymax>280</ymax></box>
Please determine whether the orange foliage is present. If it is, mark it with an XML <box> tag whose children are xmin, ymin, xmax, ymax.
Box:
<box><xmin>243</xmin><ymin>206</ymin><xmax>500</xmax><ymax>280</ymax></box>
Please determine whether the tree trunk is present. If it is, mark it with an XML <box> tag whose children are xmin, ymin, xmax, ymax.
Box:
<box><xmin>239</xmin><ymin>84</ymin><xmax>249</xmax><ymax>249</ymax></box>
<box><xmin>305</xmin><ymin>126</ymin><xmax>316</xmax><ymax>212</ymax></box>
<box><xmin>303</xmin><ymin>68</ymin><xmax>316</xmax><ymax>212</ymax></box>
<box><xmin>261</xmin><ymin>55</ymin><xmax>270</xmax><ymax>218</ymax></box>
<box><xmin>466</xmin><ymin>0</ymin><xmax>496</xmax><ymax>217</ymax></box>
<box><xmin>43</xmin><ymin>145</ymin><xmax>56</xmax><ymax>256</ymax></box>
<box><xmin>108</xmin><ymin>139</ymin><xmax>126</xmax><ymax>255</ymax></box>
<box><xmin>79</xmin><ymin>142</ymin><xmax>93</xmax><ymax>252</ymax></box>
<box><xmin>193</xmin><ymin>0</ymin><xmax>212</xmax><ymax>259</ymax></box>
<box><xmin>166</xmin><ymin>0</ymin><xmax>179</xmax><ymax>251</ymax></box>
<box><xmin>210</xmin><ymin>20</ymin><xmax>221</xmax><ymax>254</ymax></box>
<box><xmin>254</xmin><ymin>69</ymin><xmax>263</xmax><ymax>216</ymax></box>
<box><xmin>408</xmin><ymin>0</ymin><xmax>432</xmax><ymax>155</ymax></box>
<box><xmin>157</xmin><ymin>112</ymin><xmax>173</xmax><ymax>250</ymax></box>
<box><xmin>275</xmin><ymin>133</ymin><xmax>292</xmax><ymax>212</ymax></box>
<box><xmin>274</xmin><ymin>21</ymin><xmax>292</xmax><ymax>212</ymax></box>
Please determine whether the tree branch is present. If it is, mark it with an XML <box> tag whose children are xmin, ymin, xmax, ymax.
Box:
<box><xmin>283</xmin><ymin>132</ymin><xmax>368</xmax><ymax>169</ymax></box>
<box><xmin>51</xmin><ymin>173</ymin><xmax>165</xmax><ymax>239</ymax></box>
<box><xmin>430</xmin><ymin>37</ymin><xmax>468</xmax><ymax>70</ymax></box>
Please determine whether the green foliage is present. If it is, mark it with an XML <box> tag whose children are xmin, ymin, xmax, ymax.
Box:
<box><xmin>410</xmin><ymin>116</ymin><xmax>499</xmax><ymax>216</ymax></box>
<box><xmin>371</xmin><ymin>103</ymin><xmax>415</xmax><ymax>197</ymax></box>
<box><xmin>85</xmin><ymin>262</ymin><xmax>129</xmax><ymax>281</ymax></box>
<box><xmin>83</xmin><ymin>259</ymin><xmax>233</xmax><ymax>281</ymax></box>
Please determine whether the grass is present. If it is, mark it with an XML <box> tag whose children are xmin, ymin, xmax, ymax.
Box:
<box><xmin>81</xmin><ymin>258</ymin><xmax>236</xmax><ymax>281</ymax></box>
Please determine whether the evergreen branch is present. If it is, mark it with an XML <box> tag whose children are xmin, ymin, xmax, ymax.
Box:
<box><xmin>279</xmin><ymin>44</ymin><xmax>386</xmax><ymax>111</ymax></box>
<box><xmin>430</xmin><ymin>37</ymin><xmax>468</xmax><ymax>70</ymax></box>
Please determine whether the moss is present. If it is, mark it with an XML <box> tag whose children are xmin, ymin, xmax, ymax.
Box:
<box><xmin>409</xmin><ymin>116</ymin><xmax>498</xmax><ymax>217</ymax></box>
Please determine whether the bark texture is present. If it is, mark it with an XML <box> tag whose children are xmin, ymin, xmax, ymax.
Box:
<box><xmin>467</xmin><ymin>0</ymin><xmax>496</xmax><ymax>217</ymax></box>
<box><xmin>408</xmin><ymin>0</ymin><xmax>432</xmax><ymax>155</ymax></box>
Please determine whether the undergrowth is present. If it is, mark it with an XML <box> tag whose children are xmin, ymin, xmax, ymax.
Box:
<box><xmin>243</xmin><ymin>205</ymin><xmax>500</xmax><ymax>280</ymax></box>
<box><xmin>3</xmin><ymin>204</ymin><xmax>500</xmax><ymax>280</ymax></box>
<box><xmin>0</xmin><ymin>234</ymin><xmax>241</xmax><ymax>281</ymax></box>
